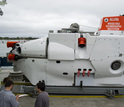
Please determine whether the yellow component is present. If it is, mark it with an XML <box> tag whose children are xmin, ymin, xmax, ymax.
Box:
<box><xmin>49</xmin><ymin>95</ymin><xmax>106</xmax><ymax>98</ymax></box>
<box><xmin>115</xmin><ymin>95</ymin><xmax>124</xmax><ymax>98</ymax></box>
<box><xmin>1</xmin><ymin>82</ymin><xmax>33</xmax><ymax>86</ymax></box>
<box><xmin>49</xmin><ymin>95</ymin><xmax>124</xmax><ymax>98</ymax></box>
<box><xmin>13</xmin><ymin>94</ymin><xmax>124</xmax><ymax>98</ymax></box>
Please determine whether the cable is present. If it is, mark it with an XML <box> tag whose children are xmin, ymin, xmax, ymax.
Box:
<box><xmin>79</xmin><ymin>24</ymin><xmax>98</xmax><ymax>29</ymax></box>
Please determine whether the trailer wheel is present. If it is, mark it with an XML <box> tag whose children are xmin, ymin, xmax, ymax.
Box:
<box><xmin>106</xmin><ymin>90</ymin><xmax>115</xmax><ymax>99</ymax></box>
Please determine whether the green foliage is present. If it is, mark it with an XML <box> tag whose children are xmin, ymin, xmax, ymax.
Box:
<box><xmin>0</xmin><ymin>37</ymin><xmax>38</xmax><ymax>40</ymax></box>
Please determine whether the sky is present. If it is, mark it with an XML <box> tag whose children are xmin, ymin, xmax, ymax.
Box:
<box><xmin>0</xmin><ymin>0</ymin><xmax>124</xmax><ymax>37</ymax></box>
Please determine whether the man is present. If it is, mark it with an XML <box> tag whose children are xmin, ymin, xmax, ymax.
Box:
<box><xmin>0</xmin><ymin>80</ymin><xmax>19</xmax><ymax>107</ymax></box>
<box><xmin>35</xmin><ymin>81</ymin><xmax>49</xmax><ymax>107</ymax></box>
<box><xmin>0</xmin><ymin>77</ymin><xmax>10</xmax><ymax>91</ymax></box>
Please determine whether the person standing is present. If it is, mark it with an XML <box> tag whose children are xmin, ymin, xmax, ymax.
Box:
<box><xmin>35</xmin><ymin>81</ymin><xmax>49</xmax><ymax>107</ymax></box>
<box><xmin>0</xmin><ymin>80</ymin><xmax>19</xmax><ymax>107</ymax></box>
<box><xmin>0</xmin><ymin>77</ymin><xmax>10</xmax><ymax>91</ymax></box>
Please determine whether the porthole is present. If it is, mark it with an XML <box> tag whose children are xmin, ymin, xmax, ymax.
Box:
<box><xmin>111</xmin><ymin>61</ymin><xmax>121</xmax><ymax>70</ymax></box>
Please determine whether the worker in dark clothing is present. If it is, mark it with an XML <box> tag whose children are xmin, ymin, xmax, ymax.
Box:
<box><xmin>35</xmin><ymin>81</ymin><xmax>49</xmax><ymax>107</ymax></box>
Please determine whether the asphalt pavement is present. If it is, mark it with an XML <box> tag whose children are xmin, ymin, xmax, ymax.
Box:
<box><xmin>19</xmin><ymin>96</ymin><xmax>124</xmax><ymax>107</ymax></box>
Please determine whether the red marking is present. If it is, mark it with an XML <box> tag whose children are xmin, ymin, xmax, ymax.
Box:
<box><xmin>78</xmin><ymin>70</ymin><xmax>80</xmax><ymax>77</ymax></box>
<box><xmin>82</xmin><ymin>70</ymin><xmax>86</xmax><ymax>77</ymax></box>
<box><xmin>88</xmin><ymin>70</ymin><xmax>91</xmax><ymax>77</ymax></box>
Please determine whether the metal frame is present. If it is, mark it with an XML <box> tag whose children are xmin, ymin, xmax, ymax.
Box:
<box><xmin>9</xmin><ymin>82</ymin><xmax>124</xmax><ymax>98</ymax></box>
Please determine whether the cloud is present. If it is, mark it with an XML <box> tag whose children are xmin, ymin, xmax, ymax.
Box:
<box><xmin>0</xmin><ymin>0</ymin><xmax>124</xmax><ymax>37</ymax></box>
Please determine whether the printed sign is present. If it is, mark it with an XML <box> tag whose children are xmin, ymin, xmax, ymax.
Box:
<box><xmin>99</xmin><ymin>16</ymin><xmax>124</xmax><ymax>31</ymax></box>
